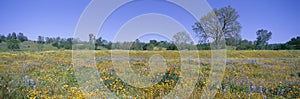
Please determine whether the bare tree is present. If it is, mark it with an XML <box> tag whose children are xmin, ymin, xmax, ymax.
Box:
<box><xmin>193</xmin><ymin>6</ymin><xmax>241</xmax><ymax>48</ymax></box>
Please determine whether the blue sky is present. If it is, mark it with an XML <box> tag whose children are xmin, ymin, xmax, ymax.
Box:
<box><xmin>0</xmin><ymin>0</ymin><xmax>299</xmax><ymax>43</ymax></box>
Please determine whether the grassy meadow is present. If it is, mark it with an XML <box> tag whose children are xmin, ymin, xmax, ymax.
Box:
<box><xmin>0</xmin><ymin>50</ymin><xmax>299</xmax><ymax>98</ymax></box>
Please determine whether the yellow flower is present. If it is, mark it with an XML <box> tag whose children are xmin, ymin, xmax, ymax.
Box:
<box><xmin>68</xmin><ymin>95</ymin><xmax>73</xmax><ymax>99</ymax></box>
<box><xmin>76</xmin><ymin>93</ymin><xmax>84</xmax><ymax>99</ymax></box>
<box><xmin>33</xmin><ymin>90</ymin><xmax>39</xmax><ymax>95</ymax></box>
<box><xmin>63</xmin><ymin>85</ymin><xmax>69</xmax><ymax>90</ymax></box>
<box><xmin>41</xmin><ymin>95</ymin><xmax>47</xmax><ymax>99</ymax></box>
<box><xmin>43</xmin><ymin>91</ymin><xmax>49</xmax><ymax>95</ymax></box>
<box><xmin>165</xmin><ymin>80</ymin><xmax>169</xmax><ymax>83</ymax></box>
<box><xmin>58</xmin><ymin>94</ymin><xmax>62</xmax><ymax>99</ymax></box>
<box><xmin>113</xmin><ymin>85</ymin><xmax>117</xmax><ymax>89</ymax></box>
<box><xmin>70</xmin><ymin>87</ymin><xmax>77</xmax><ymax>93</ymax></box>
<box><xmin>29</xmin><ymin>96</ymin><xmax>36</xmax><ymax>99</ymax></box>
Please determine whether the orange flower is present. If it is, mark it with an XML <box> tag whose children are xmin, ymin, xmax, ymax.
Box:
<box><xmin>294</xmin><ymin>85</ymin><xmax>299</xmax><ymax>89</ymax></box>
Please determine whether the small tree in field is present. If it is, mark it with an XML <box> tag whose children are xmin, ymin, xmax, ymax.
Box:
<box><xmin>37</xmin><ymin>36</ymin><xmax>45</xmax><ymax>51</ymax></box>
<box><xmin>7</xmin><ymin>39</ymin><xmax>20</xmax><ymax>51</ymax></box>
<box><xmin>254</xmin><ymin>29</ymin><xmax>272</xmax><ymax>50</ymax></box>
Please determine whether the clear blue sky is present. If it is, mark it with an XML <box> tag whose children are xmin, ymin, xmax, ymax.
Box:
<box><xmin>0</xmin><ymin>0</ymin><xmax>299</xmax><ymax>43</ymax></box>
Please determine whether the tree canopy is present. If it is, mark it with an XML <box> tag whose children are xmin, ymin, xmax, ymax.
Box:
<box><xmin>255</xmin><ymin>29</ymin><xmax>272</xmax><ymax>50</ymax></box>
<box><xmin>193</xmin><ymin>6</ymin><xmax>241</xmax><ymax>48</ymax></box>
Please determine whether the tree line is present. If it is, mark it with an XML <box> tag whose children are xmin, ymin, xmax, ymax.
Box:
<box><xmin>0</xmin><ymin>32</ymin><xmax>298</xmax><ymax>51</ymax></box>
<box><xmin>0</xmin><ymin>32</ymin><xmax>28</xmax><ymax>50</ymax></box>
<box><xmin>0</xmin><ymin>6</ymin><xmax>299</xmax><ymax>51</ymax></box>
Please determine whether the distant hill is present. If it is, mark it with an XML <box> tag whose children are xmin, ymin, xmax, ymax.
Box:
<box><xmin>0</xmin><ymin>41</ymin><xmax>58</xmax><ymax>52</ymax></box>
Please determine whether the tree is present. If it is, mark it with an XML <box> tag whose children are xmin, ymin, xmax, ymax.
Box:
<box><xmin>112</xmin><ymin>42</ymin><xmax>122</xmax><ymax>49</ymax></box>
<box><xmin>17</xmin><ymin>33</ymin><xmax>28</xmax><ymax>42</ymax></box>
<box><xmin>55</xmin><ymin>37</ymin><xmax>61</xmax><ymax>42</ymax></box>
<box><xmin>6</xmin><ymin>33</ymin><xmax>20</xmax><ymax>51</ymax></box>
<box><xmin>172</xmin><ymin>32</ymin><xmax>193</xmax><ymax>50</ymax></box>
<box><xmin>50</xmin><ymin>38</ymin><xmax>73</xmax><ymax>50</ymax></box>
<box><xmin>254</xmin><ymin>29</ymin><xmax>272</xmax><ymax>50</ymax></box>
<box><xmin>167</xmin><ymin>43</ymin><xmax>178</xmax><ymax>50</ymax></box>
<box><xmin>7</xmin><ymin>33</ymin><xmax>12</xmax><ymax>40</ymax></box>
<box><xmin>157</xmin><ymin>41</ymin><xmax>169</xmax><ymax>49</ymax></box>
<box><xmin>104</xmin><ymin>41</ymin><xmax>112</xmax><ymax>50</ymax></box>
<box><xmin>193</xmin><ymin>6</ymin><xmax>241</xmax><ymax>48</ymax></box>
<box><xmin>89</xmin><ymin>34</ymin><xmax>95</xmax><ymax>50</ymax></box>
<box><xmin>11</xmin><ymin>32</ymin><xmax>17</xmax><ymax>39</ymax></box>
<box><xmin>131</xmin><ymin>39</ymin><xmax>141</xmax><ymax>50</ymax></box>
<box><xmin>64</xmin><ymin>38</ymin><xmax>73</xmax><ymax>49</ymax></box>
<box><xmin>37</xmin><ymin>36</ymin><xmax>45</xmax><ymax>51</ymax></box>
<box><xmin>7</xmin><ymin>39</ymin><xmax>20</xmax><ymax>51</ymax></box>
<box><xmin>196</xmin><ymin>43</ymin><xmax>210</xmax><ymax>50</ymax></box>
<box><xmin>236</xmin><ymin>39</ymin><xmax>255</xmax><ymax>50</ymax></box>
<box><xmin>143</xmin><ymin>43</ymin><xmax>155</xmax><ymax>50</ymax></box>
<box><xmin>52</xmin><ymin>41</ymin><xmax>60</xmax><ymax>49</ymax></box>
<box><xmin>286</xmin><ymin>36</ymin><xmax>300</xmax><ymax>50</ymax></box>
<box><xmin>37</xmin><ymin>36</ymin><xmax>45</xmax><ymax>44</ymax></box>
<box><xmin>142</xmin><ymin>40</ymin><xmax>158</xmax><ymax>50</ymax></box>
<box><xmin>95</xmin><ymin>37</ymin><xmax>103</xmax><ymax>50</ymax></box>
<box><xmin>0</xmin><ymin>35</ymin><xmax>6</xmax><ymax>43</ymax></box>
<box><xmin>149</xmin><ymin>40</ymin><xmax>158</xmax><ymax>46</ymax></box>
<box><xmin>45</xmin><ymin>37</ymin><xmax>55</xmax><ymax>44</ymax></box>
<box><xmin>172</xmin><ymin>32</ymin><xmax>193</xmax><ymax>44</ymax></box>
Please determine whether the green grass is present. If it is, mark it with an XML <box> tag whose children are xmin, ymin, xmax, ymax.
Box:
<box><xmin>0</xmin><ymin>41</ymin><xmax>58</xmax><ymax>52</ymax></box>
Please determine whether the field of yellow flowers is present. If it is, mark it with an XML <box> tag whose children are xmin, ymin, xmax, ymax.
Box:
<box><xmin>0</xmin><ymin>50</ymin><xmax>299</xmax><ymax>98</ymax></box>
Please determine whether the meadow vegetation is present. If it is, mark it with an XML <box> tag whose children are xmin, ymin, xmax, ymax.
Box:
<box><xmin>0</xmin><ymin>50</ymin><xmax>299</xmax><ymax>98</ymax></box>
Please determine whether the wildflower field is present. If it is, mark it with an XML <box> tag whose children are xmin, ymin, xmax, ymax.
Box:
<box><xmin>0</xmin><ymin>50</ymin><xmax>299</xmax><ymax>98</ymax></box>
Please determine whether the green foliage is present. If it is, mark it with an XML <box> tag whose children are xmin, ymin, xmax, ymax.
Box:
<box><xmin>0</xmin><ymin>31</ymin><xmax>298</xmax><ymax>51</ymax></box>
<box><xmin>166</xmin><ymin>43</ymin><xmax>178</xmax><ymax>50</ymax></box>
<box><xmin>0</xmin><ymin>42</ymin><xmax>9</xmax><ymax>51</ymax></box>
<box><xmin>95</xmin><ymin>37</ymin><xmax>111</xmax><ymax>50</ymax></box>
<box><xmin>17</xmin><ymin>33</ymin><xmax>28</xmax><ymax>42</ymax></box>
<box><xmin>95</xmin><ymin>37</ymin><xmax>103</xmax><ymax>50</ymax></box>
<box><xmin>196</xmin><ymin>43</ymin><xmax>211</xmax><ymax>50</ymax></box>
<box><xmin>255</xmin><ymin>29</ymin><xmax>272</xmax><ymax>50</ymax></box>
<box><xmin>20</xmin><ymin>41</ymin><xmax>58</xmax><ymax>51</ymax></box>
<box><xmin>286</xmin><ymin>36</ymin><xmax>300</xmax><ymax>50</ymax></box>
<box><xmin>7</xmin><ymin>39</ymin><xmax>20</xmax><ymax>51</ymax></box>
<box><xmin>262</xmin><ymin>36</ymin><xmax>299</xmax><ymax>50</ymax></box>
<box><xmin>131</xmin><ymin>39</ymin><xmax>142</xmax><ymax>50</ymax></box>
<box><xmin>0</xmin><ymin>35</ymin><xmax>6</xmax><ymax>43</ymax></box>
<box><xmin>11</xmin><ymin>32</ymin><xmax>17</xmax><ymax>39</ymax></box>
<box><xmin>52</xmin><ymin>39</ymin><xmax>73</xmax><ymax>50</ymax></box>
<box><xmin>141</xmin><ymin>40</ymin><xmax>180</xmax><ymax>51</ymax></box>
<box><xmin>236</xmin><ymin>40</ymin><xmax>255</xmax><ymax>50</ymax></box>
